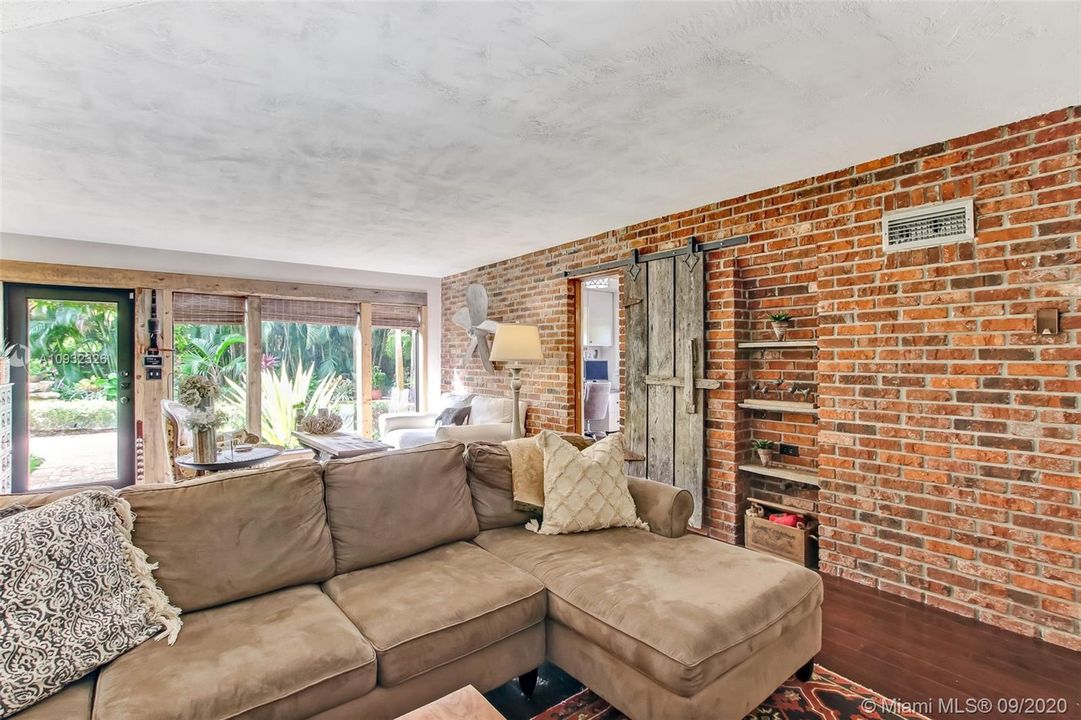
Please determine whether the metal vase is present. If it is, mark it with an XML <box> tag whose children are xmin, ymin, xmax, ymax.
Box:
<box><xmin>192</xmin><ymin>427</ymin><xmax>217</xmax><ymax>464</ymax></box>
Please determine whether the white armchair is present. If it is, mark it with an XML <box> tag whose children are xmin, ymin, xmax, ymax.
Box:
<box><xmin>379</xmin><ymin>394</ymin><xmax>527</xmax><ymax>449</ymax></box>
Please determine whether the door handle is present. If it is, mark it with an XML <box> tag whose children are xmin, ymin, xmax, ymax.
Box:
<box><xmin>119</xmin><ymin>397</ymin><xmax>130</xmax><ymax>405</ymax></box>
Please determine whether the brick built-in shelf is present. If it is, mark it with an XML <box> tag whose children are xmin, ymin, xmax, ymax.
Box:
<box><xmin>737</xmin><ymin>340</ymin><xmax>818</xmax><ymax>349</ymax></box>
<box><xmin>738</xmin><ymin>400</ymin><xmax>818</xmax><ymax>415</ymax></box>
<box><xmin>739</xmin><ymin>463</ymin><xmax>819</xmax><ymax>487</ymax></box>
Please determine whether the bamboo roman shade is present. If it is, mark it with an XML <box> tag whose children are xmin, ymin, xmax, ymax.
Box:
<box><xmin>173</xmin><ymin>293</ymin><xmax>246</xmax><ymax>325</ymax></box>
<box><xmin>372</xmin><ymin>304</ymin><xmax>421</xmax><ymax>329</ymax></box>
<box><xmin>173</xmin><ymin>294</ymin><xmax>420</xmax><ymax>328</ymax></box>
<box><xmin>261</xmin><ymin>298</ymin><xmax>358</xmax><ymax>326</ymax></box>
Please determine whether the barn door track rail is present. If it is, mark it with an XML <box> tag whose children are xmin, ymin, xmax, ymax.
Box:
<box><xmin>562</xmin><ymin>235</ymin><xmax>749</xmax><ymax>278</ymax></box>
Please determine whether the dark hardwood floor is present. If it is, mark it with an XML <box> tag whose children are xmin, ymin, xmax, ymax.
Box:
<box><xmin>817</xmin><ymin>574</ymin><xmax>1080</xmax><ymax>720</ymax></box>
<box><xmin>487</xmin><ymin>573</ymin><xmax>1081</xmax><ymax>720</ymax></box>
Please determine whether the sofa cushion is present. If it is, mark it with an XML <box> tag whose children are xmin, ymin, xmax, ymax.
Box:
<box><xmin>120</xmin><ymin>459</ymin><xmax>334</xmax><ymax>611</ymax></box>
<box><xmin>469</xmin><ymin>396</ymin><xmax>512</xmax><ymax>425</ymax></box>
<box><xmin>474</xmin><ymin>526</ymin><xmax>823</xmax><ymax>696</ymax></box>
<box><xmin>94</xmin><ymin>585</ymin><xmax>376</xmax><ymax>720</ymax></box>
<box><xmin>384</xmin><ymin>427</ymin><xmax>438</xmax><ymax>449</ymax></box>
<box><xmin>8</xmin><ymin>674</ymin><xmax>94</xmax><ymax>720</ymax></box>
<box><xmin>463</xmin><ymin>436</ymin><xmax>596</xmax><ymax>531</ymax></box>
<box><xmin>0</xmin><ymin>486</ymin><xmax>115</xmax><ymax>512</ymax></box>
<box><xmin>322</xmin><ymin>541</ymin><xmax>545</xmax><ymax>687</ymax></box>
<box><xmin>323</xmin><ymin>441</ymin><xmax>479</xmax><ymax>573</ymax></box>
<box><xmin>464</xmin><ymin>442</ymin><xmax>537</xmax><ymax>530</ymax></box>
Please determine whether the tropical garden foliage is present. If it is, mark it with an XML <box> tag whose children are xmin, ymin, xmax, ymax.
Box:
<box><xmin>27</xmin><ymin>300</ymin><xmax>118</xmax><ymax>435</ymax></box>
<box><xmin>28</xmin><ymin>300</ymin><xmax>118</xmax><ymax>401</ymax></box>
<box><xmin>174</xmin><ymin>321</ymin><xmax>416</xmax><ymax>443</ymax></box>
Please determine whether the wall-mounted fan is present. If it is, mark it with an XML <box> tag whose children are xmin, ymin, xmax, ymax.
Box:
<box><xmin>453</xmin><ymin>284</ymin><xmax>498</xmax><ymax>374</ymax></box>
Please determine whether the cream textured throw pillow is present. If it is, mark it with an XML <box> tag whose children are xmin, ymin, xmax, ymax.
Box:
<box><xmin>528</xmin><ymin>431</ymin><xmax>647</xmax><ymax>535</ymax></box>
<box><xmin>0</xmin><ymin>491</ymin><xmax>182</xmax><ymax>717</ymax></box>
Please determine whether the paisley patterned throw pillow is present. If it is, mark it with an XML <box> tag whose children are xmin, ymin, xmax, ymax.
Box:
<box><xmin>0</xmin><ymin>491</ymin><xmax>182</xmax><ymax>717</ymax></box>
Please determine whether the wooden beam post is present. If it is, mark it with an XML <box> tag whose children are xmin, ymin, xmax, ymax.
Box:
<box><xmin>416</xmin><ymin>305</ymin><xmax>428</xmax><ymax>412</ymax></box>
<box><xmin>358</xmin><ymin>303</ymin><xmax>373</xmax><ymax>436</ymax></box>
<box><xmin>245</xmin><ymin>296</ymin><xmax>262</xmax><ymax>438</ymax></box>
<box><xmin>134</xmin><ymin>288</ymin><xmax>172</xmax><ymax>484</ymax></box>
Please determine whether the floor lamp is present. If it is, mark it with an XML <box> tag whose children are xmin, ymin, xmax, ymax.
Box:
<box><xmin>488</xmin><ymin>323</ymin><xmax>544</xmax><ymax>439</ymax></box>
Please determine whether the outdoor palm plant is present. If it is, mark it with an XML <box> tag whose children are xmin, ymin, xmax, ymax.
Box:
<box><xmin>173</xmin><ymin>326</ymin><xmax>246</xmax><ymax>386</ymax></box>
<box><xmin>223</xmin><ymin>361</ymin><xmax>350</xmax><ymax>447</ymax></box>
<box><xmin>28</xmin><ymin>299</ymin><xmax>117</xmax><ymax>387</ymax></box>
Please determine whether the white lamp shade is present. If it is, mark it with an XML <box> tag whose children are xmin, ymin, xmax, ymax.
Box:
<box><xmin>489</xmin><ymin>323</ymin><xmax>544</xmax><ymax>363</ymax></box>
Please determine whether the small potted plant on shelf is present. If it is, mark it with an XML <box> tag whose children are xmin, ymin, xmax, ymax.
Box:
<box><xmin>767</xmin><ymin>311</ymin><xmax>792</xmax><ymax>341</ymax></box>
<box><xmin>751</xmin><ymin>439</ymin><xmax>775</xmax><ymax>467</ymax></box>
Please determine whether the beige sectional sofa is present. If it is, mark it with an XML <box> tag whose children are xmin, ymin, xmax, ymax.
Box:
<box><xmin>5</xmin><ymin>440</ymin><xmax>822</xmax><ymax>720</ymax></box>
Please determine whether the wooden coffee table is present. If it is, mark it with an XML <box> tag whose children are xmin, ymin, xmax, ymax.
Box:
<box><xmin>394</xmin><ymin>685</ymin><xmax>505</xmax><ymax>720</ymax></box>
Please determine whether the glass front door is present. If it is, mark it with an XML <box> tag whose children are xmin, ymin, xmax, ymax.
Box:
<box><xmin>4</xmin><ymin>285</ymin><xmax>135</xmax><ymax>492</ymax></box>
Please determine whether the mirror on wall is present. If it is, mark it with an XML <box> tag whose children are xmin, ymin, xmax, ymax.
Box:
<box><xmin>578</xmin><ymin>275</ymin><xmax>620</xmax><ymax>437</ymax></box>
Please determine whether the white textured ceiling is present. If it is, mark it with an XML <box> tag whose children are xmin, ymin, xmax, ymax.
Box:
<box><xmin>2</xmin><ymin>1</ymin><xmax>1079</xmax><ymax>276</ymax></box>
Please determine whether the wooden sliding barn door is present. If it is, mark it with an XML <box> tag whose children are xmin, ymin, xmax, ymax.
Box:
<box><xmin>624</xmin><ymin>250</ymin><xmax>715</xmax><ymax>528</ymax></box>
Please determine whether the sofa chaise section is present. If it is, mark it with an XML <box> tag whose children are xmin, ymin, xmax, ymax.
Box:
<box><xmin>475</xmin><ymin>526</ymin><xmax>822</xmax><ymax>718</ymax></box>
<box><xmin>465</xmin><ymin>441</ymin><xmax>823</xmax><ymax>720</ymax></box>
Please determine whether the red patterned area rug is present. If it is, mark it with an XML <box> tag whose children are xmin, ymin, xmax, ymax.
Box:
<box><xmin>529</xmin><ymin>666</ymin><xmax>931</xmax><ymax>720</ymax></box>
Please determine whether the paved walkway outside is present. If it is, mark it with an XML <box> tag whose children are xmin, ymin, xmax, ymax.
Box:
<box><xmin>29</xmin><ymin>431</ymin><xmax>118</xmax><ymax>489</ymax></box>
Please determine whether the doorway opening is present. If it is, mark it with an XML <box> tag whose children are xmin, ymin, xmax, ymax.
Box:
<box><xmin>4</xmin><ymin>284</ymin><xmax>135</xmax><ymax>492</ymax></box>
<box><xmin>576</xmin><ymin>273</ymin><xmax>621</xmax><ymax>438</ymax></box>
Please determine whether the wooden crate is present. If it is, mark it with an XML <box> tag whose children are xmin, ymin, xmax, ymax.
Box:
<box><xmin>744</xmin><ymin>511</ymin><xmax>817</xmax><ymax>567</ymax></box>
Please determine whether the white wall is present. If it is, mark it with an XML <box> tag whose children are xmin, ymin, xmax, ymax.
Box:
<box><xmin>0</xmin><ymin>233</ymin><xmax>442</xmax><ymax>408</ymax></box>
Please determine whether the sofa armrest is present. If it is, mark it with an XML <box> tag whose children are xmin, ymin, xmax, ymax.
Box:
<box><xmin>379</xmin><ymin>412</ymin><xmax>439</xmax><ymax>435</ymax></box>
<box><xmin>627</xmin><ymin>476</ymin><xmax>694</xmax><ymax>538</ymax></box>
<box><xmin>435</xmin><ymin>423</ymin><xmax>514</xmax><ymax>444</ymax></box>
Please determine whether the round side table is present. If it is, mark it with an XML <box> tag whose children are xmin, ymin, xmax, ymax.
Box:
<box><xmin>176</xmin><ymin>446</ymin><xmax>282</xmax><ymax>476</ymax></box>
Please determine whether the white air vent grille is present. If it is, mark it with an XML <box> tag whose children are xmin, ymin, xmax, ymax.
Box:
<box><xmin>883</xmin><ymin>199</ymin><xmax>974</xmax><ymax>252</ymax></box>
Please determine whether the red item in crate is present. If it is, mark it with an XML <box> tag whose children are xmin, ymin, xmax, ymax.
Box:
<box><xmin>769</xmin><ymin>513</ymin><xmax>801</xmax><ymax>527</ymax></box>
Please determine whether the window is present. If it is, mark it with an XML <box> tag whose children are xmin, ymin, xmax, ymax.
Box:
<box><xmin>172</xmin><ymin>293</ymin><xmax>247</xmax><ymax>431</ymax></box>
<box><xmin>369</xmin><ymin>304</ymin><xmax>421</xmax><ymax>437</ymax></box>
<box><xmin>168</xmin><ymin>293</ymin><xmax>425</xmax><ymax>448</ymax></box>
<box><xmin>260</xmin><ymin>299</ymin><xmax>357</xmax><ymax>447</ymax></box>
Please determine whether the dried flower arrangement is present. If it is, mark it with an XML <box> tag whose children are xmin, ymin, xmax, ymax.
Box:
<box><xmin>177</xmin><ymin>375</ymin><xmax>219</xmax><ymax>408</ymax></box>
<box><xmin>183</xmin><ymin>408</ymin><xmax>227</xmax><ymax>431</ymax></box>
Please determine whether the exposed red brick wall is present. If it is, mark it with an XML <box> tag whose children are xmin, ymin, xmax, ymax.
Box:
<box><xmin>442</xmin><ymin>107</ymin><xmax>1080</xmax><ymax>650</ymax></box>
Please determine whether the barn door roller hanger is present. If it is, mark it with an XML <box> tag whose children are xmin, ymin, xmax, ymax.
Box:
<box><xmin>561</xmin><ymin>234</ymin><xmax>749</xmax><ymax>279</ymax></box>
